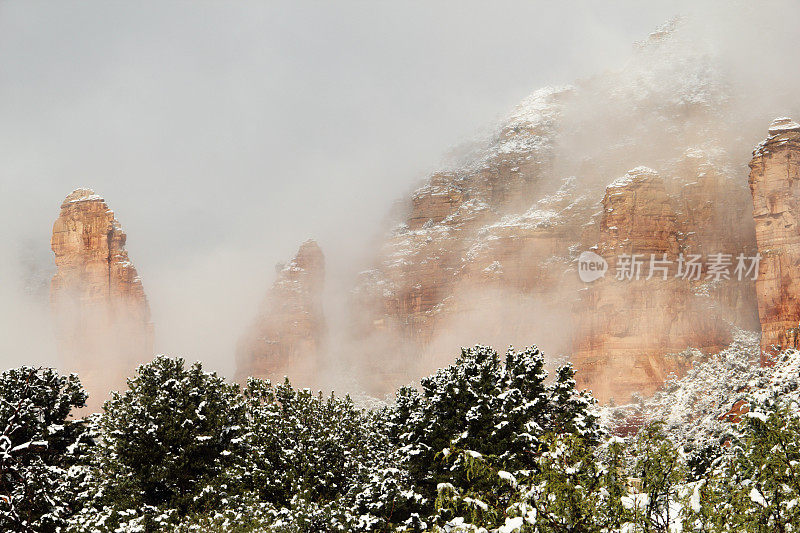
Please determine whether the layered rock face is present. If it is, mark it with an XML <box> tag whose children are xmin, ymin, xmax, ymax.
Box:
<box><xmin>239</xmin><ymin>22</ymin><xmax>766</xmax><ymax>403</ymax></box>
<box><xmin>338</xmin><ymin>25</ymin><xmax>762</xmax><ymax>401</ymax></box>
<box><xmin>347</xmin><ymin>87</ymin><xmax>584</xmax><ymax>393</ymax></box>
<box><xmin>50</xmin><ymin>189</ymin><xmax>153</xmax><ymax>409</ymax></box>
<box><xmin>749</xmin><ymin>118</ymin><xmax>800</xmax><ymax>361</ymax></box>
<box><xmin>236</xmin><ymin>240</ymin><xmax>326</xmax><ymax>387</ymax></box>
<box><xmin>572</xmin><ymin>168</ymin><xmax>735</xmax><ymax>403</ymax></box>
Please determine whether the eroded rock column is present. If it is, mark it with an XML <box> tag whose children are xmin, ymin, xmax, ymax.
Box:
<box><xmin>51</xmin><ymin>188</ymin><xmax>153</xmax><ymax>410</ymax></box>
<box><xmin>235</xmin><ymin>240</ymin><xmax>326</xmax><ymax>387</ymax></box>
<box><xmin>749</xmin><ymin>118</ymin><xmax>800</xmax><ymax>361</ymax></box>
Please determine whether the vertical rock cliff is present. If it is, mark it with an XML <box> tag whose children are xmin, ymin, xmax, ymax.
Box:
<box><xmin>749</xmin><ymin>118</ymin><xmax>800</xmax><ymax>361</ymax></box>
<box><xmin>572</xmin><ymin>168</ymin><xmax>733</xmax><ymax>403</ymax></box>
<box><xmin>50</xmin><ymin>188</ymin><xmax>153</xmax><ymax>409</ymax></box>
<box><xmin>336</xmin><ymin>23</ymin><xmax>766</xmax><ymax>401</ymax></box>
<box><xmin>236</xmin><ymin>240</ymin><xmax>326</xmax><ymax>387</ymax></box>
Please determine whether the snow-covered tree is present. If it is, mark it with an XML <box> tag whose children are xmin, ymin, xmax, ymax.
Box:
<box><xmin>724</xmin><ymin>396</ymin><xmax>800</xmax><ymax>532</ymax></box>
<box><xmin>229</xmin><ymin>377</ymin><xmax>400</xmax><ymax>531</ymax></box>
<box><xmin>68</xmin><ymin>355</ymin><xmax>247</xmax><ymax>531</ymax></box>
<box><xmin>523</xmin><ymin>433</ymin><xmax>630</xmax><ymax>532</ymax></box>
<box><xmin>20</xmin><ymin>343</ymin><xmax>800</xmax><ymax>531</ymax></box>
<box><xmin>627</xmin><ymin>421</ymin><xmax>685</xmax><ymax>532</ymax></box>
<box><xmin>387</xmin><ymin>345</ymin><xmax>603</xmax><ymax>529</ymax></box>
<box><xmin>241</xmin><ymin>378</ymin><xmax>379</xmax><ymax>506</ymax></box>
<box><xmin>0</xmin><ymin>366</ymin><xmax>89</xmax><ymax>532</ymax></box>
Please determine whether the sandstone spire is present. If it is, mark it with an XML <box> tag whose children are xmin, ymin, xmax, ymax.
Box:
<box><xmin>749</xmin><ymin>118</ymin><xmax>800</xmax><ymax>361</ymax></box>
<box><xmin>235</xmin><ymin>240</ymin><xmax>326</xmax><ymax>387</ymax></box>
<box><xmin>50</xmin><ymin>188</ymin><xmax>153</xmax><ymax>410</ymax></box>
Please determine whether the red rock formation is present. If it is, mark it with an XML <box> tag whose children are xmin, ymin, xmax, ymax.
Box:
<box><xmin>572</xmin><ymin>168</ymin><xmax>732</xmax><ymax>403</ymax></box>
<box><xmin>251</xmin><ymin>28</ymin><xmax>766</xmax><ymax>402</ymax></box>
<box><xmin>672</xmin><ymin>148</ymin><xmax>760</xmax><ymax>331</ymax></box>
<box><xmin>236</xmin><ymin>240</ymin><xmax>325</xmax><ymax>387</ymax></box>
<box><xmin>346</xmin><ymin>88</ymin><xmax>575</xmax><ymax>393</ymax></box>
<box><xmin>347</xmin><ymin>136</ymin><xmax>757</xmax><ymax>402</ymax></box>
<box><xmin>343</xmin><ymin>88</ymin><xmax>760</xmax><ymax>401</ymax></box>
<box><xmin>718</xmin><ymin>399</ymin><xmax>749</xmax><ymax>424</ymax></box>
<box><xmin>749</xmin><ymin>118</ymin><xmax>800</xmax><ymax>361</ymax></box>
<box><xmin>50</xmin><ymin>188</ymin><xmax>153</xmax><ymax>410</ymax></box>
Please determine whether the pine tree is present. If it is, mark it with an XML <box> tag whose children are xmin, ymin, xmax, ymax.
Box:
<box><xmin>238</xmin><ymin>377</ymin><xmax>395</xmax><ymax>531</ymax></box>
<box><xmin>386</xmin><ymin>345</ymin><xmax>603</xmax><ymax>529</ymax></box>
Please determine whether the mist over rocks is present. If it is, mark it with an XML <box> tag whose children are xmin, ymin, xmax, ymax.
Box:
<box><xmin>50</xmin><ymin>188</ymin><xmax>153</xmax><ymax>411</ymax></box>
<box><xmin>11</xmin><ymin>5</ymin><xmax>800</xmax><ymax>529</ymax></box>
<box><xmin>235</xmin><ymin>239</ymin><xmax>326</xmax><ymax>389</ymax></box>
<box><xmin>572</xmin><ymin>168</ymin><xmax>737</xmax><ymax>403</ymax></box>
<box><xmin>235</xmin><ymin>24</ymin><xmax>800</xmax><ymax>405</ymax></box>
<box><xmin>27</xmin><ymin>12</ymin><xmax>800</xmax><ymax>409</ymax></box>
<box><xmin>290</xmin><ymin>21</ymin><xmax>768</xmax><ymax>402</ymax></box>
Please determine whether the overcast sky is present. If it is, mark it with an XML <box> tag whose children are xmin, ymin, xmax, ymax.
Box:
<box><xmin>0</xmin><ymin>1</ymin><xmax>746</xmax><ymax>374</ymax></box>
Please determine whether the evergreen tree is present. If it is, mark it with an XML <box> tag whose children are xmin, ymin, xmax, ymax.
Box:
<box><xmin>18</xmin><ymin>343</ymin><xmax>800</xmax><ymax>531</ymax></box>
<box><xmin>68</xmin><ymin>356</ymin><xmax>247</xmax><ymax>531</ymax></box>
<box><xmin>725</xmin><ymin>397</ymin><xmax>800</xmax><ymax>532</ymax></box>
<box><xmin>628</xmin><ymin>421</ymin><xmax>685</xmax><ymax>532</ymax></box>
<box><xmin>237</xmin><ymin>377</ymin><xmax>392</xmax><ymax>530</ymax></box>
<box><xmin>387</xmin><ymin>345</ymin><xmax>603</xmax><ymax>529</ymax></box>
<box><xmin>0</xmin><ymin>366</ymin><xmax>89</xmax><ymax>532</ymax></box>
<box><xmin>526</xmin><ymin>433</ymin><xmax>630</xmax><ymax>533</ymax></box>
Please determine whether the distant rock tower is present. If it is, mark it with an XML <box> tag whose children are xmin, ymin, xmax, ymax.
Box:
<box><xmin>50</xmin><ymin>189</ymin><xmax>153</xmax><ymax>410</ymax></box>
<box><xmin>749</xmin><ymin>118</ymin><xmax>800</xmax><ymax>362</ymax></box>
<box><xmin>235</xmin><ymin>240</ymin><xmax>326</xmax><ymax>387</ymax></box>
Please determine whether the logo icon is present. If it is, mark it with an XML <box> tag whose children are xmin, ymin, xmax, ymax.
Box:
<box><xmin>578</xmin><ymin>251</ymin><xmax>607</xmax><ymax>283</ymax></box>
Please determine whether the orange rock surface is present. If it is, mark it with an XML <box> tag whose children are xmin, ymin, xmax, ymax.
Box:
<box><xmin>237</xmin><ymin>29</ymin><xmax>770</xmax><ymax>403</ymax></box>
<box><xmin>572</xmin><ymin>168</ymin><xmax>733</xmax><ymax>403</ymax></box>
<box><xmin>344</xmin><ymin>119</ymin><xmax>759</xmax><ymax>402</ymax></box>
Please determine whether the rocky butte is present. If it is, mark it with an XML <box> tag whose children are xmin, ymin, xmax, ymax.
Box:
<box><xmin>749</xmin><ymin>117</ymin><xmax>800</xmax><ymax>361</ymax></box>
<box><xmin>235</xmin><ymin>240</ymin><xmax>326</xmax><ymax>388</ymax></box>
<box><xmin>329</xmin><ymin>30</ymin><xmax>762</xmax><ymax>402</ymax></box>
<box><xmin>236</xmin><ymin>24</ymin><xmax>794</xmax><ymax>404</ymax></box>
<box><xmin>50</xmin><ymin>188</ymin><xmax>153</xmax><ymax>410</ymax></box>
